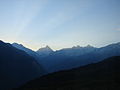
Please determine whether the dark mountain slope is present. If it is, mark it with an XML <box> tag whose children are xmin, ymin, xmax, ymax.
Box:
<box><xmin>19</xmin><ymin>56</ymin><xmax>120</xmax><ymax>90</ymax></box>
<box><xmin>12</xmin><ymin>43</ymin><xmax>43</xmax><ymax>63</ymax></box>
<box><xmin>0</xmin><ymin>40</ymin><xmax>45</xmax><ymax>90</ymax></box>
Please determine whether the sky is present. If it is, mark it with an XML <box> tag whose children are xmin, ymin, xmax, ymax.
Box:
<box><xmin>0</xmin><ymin>0</ymin><xmax>120</xmax><ymax>50</ymax></box>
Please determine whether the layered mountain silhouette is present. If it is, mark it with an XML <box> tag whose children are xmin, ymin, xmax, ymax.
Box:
<box><xmin>19</xmin><ymin>56</ymin><xmax>120</xmax><ymax>90</ymax></box>
<box><xmin>0</xmin><ymin>40</ymin><xmax>45</xmax><ymax>90</ymax></box>
<box><xmin>39</xmin><ymin>42</ymin><xmax>120</xmax><ymax>73</ymax></box>
<box><xmin>12</xmin><ymin>43</ymin><xmax>54</xmax><ymax>70</ymax></box>
<box><xmin>12</xmin><ymin>42</ymin><xmax>120</xmax><ymax>73</ymax></box>
<box><xmin>1</xmin><ymin>40</ymin><xmax>120</xmax><ymax>90</ymax></box>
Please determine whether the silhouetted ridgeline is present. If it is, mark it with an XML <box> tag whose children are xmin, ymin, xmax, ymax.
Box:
<box><xmin>0</xmin><ymin>40</ymin><xmax>46</xmax><ymax>90</ymax></box>
<box><xmin>12</xmin><ymin>42</ymin><xmax>120</xmax><ymax>73</ymax></box>
<box><xmin>19</xmin><ymin>56</ymin><xmax>120</xmax><ymax>90</ymax></box>
<box><xmin>1</xmin><ymin>40</ymin><xmax>120</xmax><ymax>90</ymax></box>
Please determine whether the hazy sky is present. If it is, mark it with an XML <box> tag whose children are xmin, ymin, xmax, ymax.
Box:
<box><xmin>0</xmin><ymin>0</ymin><xmax>120</xmax><ymax>50</ymax></box>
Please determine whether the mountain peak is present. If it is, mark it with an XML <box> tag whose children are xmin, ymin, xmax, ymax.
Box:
<box><xmin>45</xmin><ymin>45</ymin><xmax>51</xmax><ymax>49</ymax></box>
<box><xmin>72</xmin><ymin>45</ymin><xmax>94</xmax><ymax>49</ymax></box>
<box><xmin>37</xmin><ymin>46</ymin><xmax>53</xmax><ymax>57</ymax></box>
<box><xmin>0</xmin><ymin>40</ymin><xmax>5</xmax><ymax>44</ymax></box>
<box><xmin>38</xmin><ymin>45</ymin><xmax>53</xmax><ymax>52</ymax></box>
<box><xmin>72</xmin><ymin>45</ymin><xmax>81</xmax><ymax>49</ymax></box>
<box><xmin>85</xmin><ymin>44</ymin><xmax>94</xmax><ymax>48</ymax></box>
<box><xmin>12</xmin><ymin>43</ymin><xmax>24</xmax><ymax>47</ymax></box>
<box><xmin>12</xmin><ymin>43</ymin><xmax>26</xmax><ymax>50</ymax></box>
<box><xmin>0</xmin><ymin>40</ymin><xmax>11</xmax><ymax>47</ymax></box>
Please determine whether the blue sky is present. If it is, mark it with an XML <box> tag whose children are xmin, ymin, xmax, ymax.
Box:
<box><xmin>0</xmin><ymin>0</ymin><xmax>120</xmax><ymax>50</ymax></box>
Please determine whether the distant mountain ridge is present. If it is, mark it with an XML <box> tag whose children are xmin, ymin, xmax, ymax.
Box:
<box><xmin>12</xmin><ymin>42</ymin><xmax>120</xmax><ymax>73</ymax></box>
<box><xmin>39</xmin><ymin>42</ymin><xmax>120</xmax><ymax>73</ymax></box>
<box><xmin>12</xmin><ymin>43</ymin><xmax>41</xmax><ymax>59</ymax></box>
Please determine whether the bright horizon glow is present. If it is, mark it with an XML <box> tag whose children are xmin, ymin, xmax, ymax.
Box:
<box><xmin>1</xmin><ymin>39</ymin><xmax>120</xmax><ymax>51</ymax></box>
<box><xmin>0</xmin><ymin>0</ymin><xmax>120</xmax><ymax>50</ymax></box>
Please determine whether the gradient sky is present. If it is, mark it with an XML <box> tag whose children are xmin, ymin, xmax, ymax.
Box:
<box><xmin>0</xmin><ymin>0</ymin><xmax>120</xmax><ymax>50</ymax></box>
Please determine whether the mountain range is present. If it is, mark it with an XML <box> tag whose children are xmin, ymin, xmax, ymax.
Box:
<box><xmin>0</xmin><ymin>40</ymin><xmax>120</xmax><ymax>89</ymax></box>
<box><xmin>12</xmin><ymin>42</ymin><xmax>120</xmax><ymax>73</ymax></box>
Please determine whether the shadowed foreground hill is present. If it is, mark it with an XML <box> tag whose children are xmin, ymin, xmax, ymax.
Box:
<box><xmin>19</xmin><ymin>56</ymin><xmax>120</xmax><ymax>90</ymax></box>
<box><xmin>0</xmin><ymin>40</ymin><xmax>45</xmax><ymax>90</ymax></box>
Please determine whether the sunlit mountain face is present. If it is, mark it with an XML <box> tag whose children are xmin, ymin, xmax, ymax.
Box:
<box><xmin>0</xmin><ymin>0</ymin><xmax>120</xmax><ymax>90</ymax></box>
